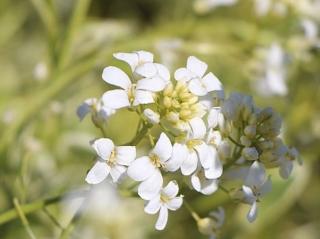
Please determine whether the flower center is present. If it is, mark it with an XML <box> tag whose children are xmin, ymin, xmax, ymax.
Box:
<box><xmin>149</xmin><ymin>153</ymin><xmax>163</xmax><ymax>168</ymax></box>
<box><xmin>107</xmin><ymin>150</ymin><xmax>117</xmax><ymax>167</ymax></box>
<box><xmin>186</xmin><ymin>139</ymin><xmax>203</xmax><ymax>150</ymax></box>
<box><xmin>160</xmin><ymin>193</ymin><xmax>170</xmax><ymax>204</ymax></box>
<box><xmin>162</xmin><ymin>82</ymin><xmax>202</xmax><ymax>124</ymax></box>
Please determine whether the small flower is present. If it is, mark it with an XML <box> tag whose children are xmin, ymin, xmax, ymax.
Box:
<box><xmin>113</xmin><ymin>50</ymin><xmax>154</xmax><ymax>73</ymax></box>
<box><xmin>127</xmin><ymin>133</ymin><xmax>173</xmax><ymax>200</ymax></box>
<box><xmin>174</xmin><ymin>56</ymin><xmax>223</xmax><ymax>96</ymax></box>
<box><xmin>191</xmin><ymin>167</ymin><xmax>219</xmax><ymax>195</ymax></box>
<box><xmin>86</xmin><ymin>138</ymin><xmax>136</xmax><ymax>184</ymax></box>
<box><xmin>242</xmin><ymin>161</ymin><xmax>271</xmax><ymax>222</ymax></box>
<box><xmin>197</xmin><ymin>207</ymin><xmax>225</xmax><ymax>239</ymax></box>
<box><xmin>77</xmin><ymin>98</ymin><xmax>115</xmax><ymax>127</ymax></box>
<box><xmin>144</xmin><ymin>181</ymin><xmax>183</xmax><ymax>230</ymax></box>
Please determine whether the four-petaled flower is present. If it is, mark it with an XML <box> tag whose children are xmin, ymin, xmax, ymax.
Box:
<box><xmin>144</xmin><ymin>181</ymin><xmax>183</xmax><ymax>230</ymax></box>
<box><xmin>127</xmin><ymin>133</ymin><xmax>173</xmax><ymax>200</ymax></box>
<box><xmin>86</xmin><ymin>138</ymin><xmax>136</xmax><ymax>184</ymax></box>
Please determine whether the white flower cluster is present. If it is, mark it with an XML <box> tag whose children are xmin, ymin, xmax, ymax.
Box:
<box><xmin>78</xmin><ymin>50</ymin><xmax>299</xmax><ymax>235</ymax></box>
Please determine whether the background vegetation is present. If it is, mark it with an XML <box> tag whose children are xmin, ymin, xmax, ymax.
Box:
<box><xmin>0</xmin><ymin>0</ymin><xmax>319</xmax><ymax>238</ymax></box>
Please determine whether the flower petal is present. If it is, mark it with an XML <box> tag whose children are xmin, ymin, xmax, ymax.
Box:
<box><xmin>202</xmin><ymin>72</ymin><xmax>223</xmax><ymax>92</ymax></box>
<box><xmin>92</xmin><ymin>138</ymin><xmax>114</xmax><ymax>160</ymax></box>
<box><xmin>245</xmin><ymin>161</ymin><xmax>266</xmax><ymax>187</ymax></box>
<box><xmin>155</xmin><ymin>63</ymin><xmax>170</xmax><ymax>83</ymax></box>
<box><xmin>113</xmin><ymin>52</ymin><xmax>139</xmax><ymax>71</ymax></box>
<box><xmin>136</xmin><ymin>50</ymin><xmax>153</xmax><ymax>63</ymax></box>
<box><xmin>242</xmin><ymin>185</ymin><xmax>256</xmax><ymax>204</ymax></box>
<box><xmin>85</xmin><ymin>161</ymin><xmax>110</xmax><ymax>184</ymax></box>
<box><xmin>279</xmin><ymin>159</ymin><xmax>293</xmax><ymax>179</ymax></box>
<box><xmin>207</xmin><ymin>107</ymin><xmax>220</xmax><ymax>129</ymax></box>
<box><xmin>166</xmin><ymin>197</ymin><xmax>183</xmax><ymax>211</ymax></box>
<box><xmin>136</xmin><ymin>77</ymin><xmax>166</xmax><ymax>92</ymax></box>
<box><xmin>116</xmin><ymin>146</ymin><xmax>136</xmax><ymax>166</ymax></box>
<box><xmin>76</xmin><ymin>98</ymin><xmax>96</xmax><ymax>120</ymax></box>
<box><xmin>200</xmin><ymin>178</ymin><xmax>218</xmax><ymax>195</ymax></box>
<box><xmin>135</xmin><ymin>62</ymin><xmax>157</xmax><ymax>78</ymax></box>
<box><xmin>102</xmin><ymin>89</ymin><xmax>130</xmax><ymax>109</ymax></box>
<box><xmin>138</xmin><ymin>170</ymin><xmax>163</xmax><ymax>200</ymax></box>
<box><xmin>165</xmin><ymin>143</ymin><xmax>187</xmax><ymax>172</ymax></box>
<box><xmin>204</xmin><ymin>147</ymin><xmax>223</xmax><ymax>179</ymax></box>
<box><xmin>110</xmin><ymin>165</ymin><xmax>126</xmax><ymax>183</ymax></box>
<box><xmin>133</xmin><ymin>90</ymin><xmax>154</xmax><ymax>106</ymax></box>
<box><xmin>127</xmin><ymin>156</ymin><xmax>156</xmax><ymax>181</ymax></box>
<box><xmin>144</xmin><ymin>195</ymin><xmax>161</xmax><ymax>214</ymax></box>
<box><xmin>188</xmin><ymin>78</ymin><xmax>207</xmax><ymax>96</ymax></box>
<box><xmin>174</xmin><ymin>68</ymin><xmax>191</xmax><ymax>81</ymax></box>
<box><xmin>181</xmin><ymin>151</ymin><xmax>198</xmax><ymax>176</ymax></box>
<box><xmin>247</xmin><ymin>200</ymin><xmax>258</xmax><ymax>223</ymax></box>
<box><xmin>191</xmin><ymin>173</ymin><xmax>201</xmax><ymax>192</ymax></box>
<box><xmin>162</xmin><ymin>180</ymin><xmax>179</xmax><ymax>198</ymax></box>
<box><xmin>187</xmin><ymin>56</ymin><xmax>207</xmax><ymax>77</ymax></box>
<box><xmin>155</xmin><ymin>206</ymin><xmax>168</xmax><ymax>230</ymax></box>
<box><xmin>152</xmin><ymin>133</ymin><xmax>172</xmax><ymax>163</ymax></box>
<box><xmin>102</xmin><ymin>66</ymin><xmax>131</xmax><ymax>90</ymax></box>
<box><xmin>189</xmin><ymin>117</ymin><xmax>206</xmax><ymax>139</ymax></box>
<box><xmin>195</xmin><ymin>143</ymin><xmax>210</xmax><ymax>169</ymax></box>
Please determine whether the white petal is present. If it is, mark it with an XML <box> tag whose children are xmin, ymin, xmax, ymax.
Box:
<box><xmin>102</xmin><ymin>66</ymin><xmax>131</xmax><ymax>90</ymax></box>
<box><xmin>155</xmin><ymin>63</ymin><xmax>170</xmax><ymax>83</ymax></box>
<box><xmin>200</xmin><ymin>179</ymin><xmax>218</xmax><ymax>195</ymax></box>
<box><xmin>279</xmin><ymin>159</ymin><xmax>293</xmax><ymax>179</ymax></box>
<box><xmin>174</xmin><ymin>68</ymin><xmax>191</xmax><ymax>81</ymax></box>
<box><xmin>181</xmin><ymin>151</ymin><xmax>198</xmax><ymax>175</ymax></box>
<box><xmin>162</xmin><ymin>180</ymin><xmax>179</xmax><ymax>198</ymax></box>
<box><xmin>166</xmin><ymin>197</ymin><xmax>183</xmax><ymax>211</ymax></box>
<box><xmin>144</xmin><ymin>195</ymin><xmax>161</xmax><ymax>214</ymax></box>
<box><xmin>127</xmin><ymin>156</ymin><xmax>156</xmax><ymax>181</ymax></box>
<box><xmin>165</xmin><ymin>143</ymin><xmax>187</xmax><ymax>172</ymax></box>
<box><xmin>195</xmin><ymin>143</ymin><xmax>210</xmax><ymax>169</ymax></box>
<box><xmin>204</xmin><ymin>147</ymin><xmax>223</xmax><ymax>179</ymax></box>
<box><xmin>102</xmin><ymin>89</ymin><xmax>130</xmax><ymax>109</ymax></box>
<box><xmin>242</xmin><ymin>185</ymin><xmax>256</xmax><ymax>204</ymax></box>
<box><xmin>202</xmin><ymin>72</ymin><xmax>223</xmax><ymax>92</ymax></box>
<box><xmin>85</xmin><ymin>161</ymin><xmax>110</xmax><ymax>184</ymax></box>
<box><xmin>135</xmin><ymin>62</ymin><xmax>157</xmax><ymax>78</ymax></box>
<box><xmin>191</xmin><ymin>173</ymin><xmax>201</xmax><ymax>192</ymax></box>
<box><xmin>92</xmin><ymin>138</ymin><xmax>114</xmax><ymax>160</ymax></box>
<box><xmin>110</xmin><ymin>165</ymin><xmax>126</xmax><ymax>183</ymax></box>
<box><xmin>133</xmin><ymin>90</ymin><xmax>154</xmax><ymax>106</ymax></box>
<box><xmin>207</xmin><ymin>107</ymin><xmax>220</xmax><ymax>129</ymax></box>
<box><xmin>138</xmin><ymin>170</ymin><xmax>163</xmax><ymax>200</ymax></box>
<box><xmin>136</xmin><ymin>50</ymin><xmax>153</xmax><ymax>63</ymax></box>
<box><xmin>113</xmin><ymin>52</ymin><xmax>138</xmax><ymax>71</ymax></box>
<box><xmin>187</xmin><ymin>56</ymin><xmax>207</xmax><ymax>77</ymax></box>
<box><xmin>189</xmin><ymin>117</ymin><xmax>206</xmax><ymax>139</ymax></box>
<box><xmin>188</xmin><ymin>78</ymin><xmax>207</xmax><ymax>96</ymax></box>
<box><xmin>116</xmin><ymin>146</ymin><xmax>136</xmax><ymax>166</ymax></box>
<box><xmin>136</xmin><ymin>77</ymin><xmax>166</xmax><ymax>92</ymax></box>
<box><xmin>247</xmin><ymin>201</ymin><xmax>258</xmax><ymax>223</ymax></box>
<box><xmin>152</xmin><ymin>133</ymin><xmax>172</xmax><ymax>163</ymax></box>
<box><xmin>245</xmin><ymin>161</ymin><xmax>266</xmax><ymax>187</ymax></box>
<box><xmin>259</xmin><ymin>177</ymin><xmax>272</xmax><ymax>196</ymax></box>
<box><xmin>155</xmin><ymin>206</ymin><xmax>168</xmax><ymax>230</ymax></box>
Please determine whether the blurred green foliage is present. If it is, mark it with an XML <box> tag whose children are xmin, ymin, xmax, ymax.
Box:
<box><xmin>0</xmin><ymin>0</ymin><xmax>319</xmax><ymax>238</ymax></box>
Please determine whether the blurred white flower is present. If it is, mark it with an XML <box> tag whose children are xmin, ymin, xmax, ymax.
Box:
<box><xmin>194</xmin><ymin>0</ymin><xmax>238</xmax><ymax>14</ymax></box>
<box><xmin>144</xmin><ymin>180</ymin><xmax>183</xmax><ymax>230</ymax></box>
<box><xmin>197</xmin><ymin>207</ymin><xmax>225</xmax><ymax>239</ymax></box>
<box><xmin>175</xmin><ymin>56</ymin><xmax>223</xmax><ymax>97</ymax></box>
<box><xmin>128</xmin><ymin>133</ymin><xmax>173</xmax><ymax>200</ymax></box>
<box><xmin>86</xmin><ymin>138</ymin><xmax>136</xmax><ymax>184</ymax></box>
<box><xmin>33</xmin><ymin>62</ymin><xmax>48</xmax><ymax>81</ymax></box>
<box><xmin>156</xmin><ymin>38</ymin><xmax>182</xmax><ymax>70</ymax></box>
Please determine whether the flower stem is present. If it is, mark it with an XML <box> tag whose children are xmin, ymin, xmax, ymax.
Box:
<box><xmin>184</xmin><ymin>200</ymin><xmax>200</xmax><ymax>221</ymax></box>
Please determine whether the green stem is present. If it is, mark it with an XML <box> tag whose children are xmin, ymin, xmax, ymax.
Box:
<box><xmin>13</xmin><ymin>198</ymin><xmax>37</xmax><ymax>239</ymax></box>
<box><xmin>184</xmin><ymin>200</ymin><xmax>200</xmax><ymax>221</ymax></box>
<box><xmin>0</xmin><ymin>189</ymin><xmax>88</xmax><ymax>225</ymax></box>
<box><xmin>128</xmin><ymin>123</ymin><xmax>152</xmax><ymax>146</ymax></box>
<box><xmin>228</xmin><ymin>136</ymin><xmax>244</xmax><ymax>148</ymax></box>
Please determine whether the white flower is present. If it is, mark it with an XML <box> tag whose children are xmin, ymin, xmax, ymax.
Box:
<box><xmin>174</xmin><ymin>56</ymin><xmax>223</xmax><ymax>96</ymax></box>
<box><xmin>102</xmin><ymin>65</ymin><xmax>168</xmax><ymax>108</ymax></box>
<box><xmin>207</xmin><ymin>107</ymin><xmax>224</xmax><ymax>129</ymax></box>
<box><xmin>242</xmin><ymin>161</ymin><xmax>271</xmax><ymax>222</ymax></box>
<box><xmin>77</xmin><ymin>98</ymin><xmax>115</xmax><ymax>126</ymax></box>
<box><xmin>205</xmin><ymin>129</ymin><xmax>223</xmax><ymax>179</ymax></box>
<box><xmin>197</xmin><ymin>207</ymin><xmax>225</xmax><ymax>239</ymax></box>
<box><xmin>86</xmin><ymin>138</ymin><xmax>136</xmax><ymax>184</ymax></box>
<box><xmin>194</xmin><ymin>0</ymin><xmax>238</xmax><ymax>14</ymax></box>
<box><xmin>144</xmin><ymin>181</ymin><xmax>183</xmax><ymax>230</ymax></box>
<box><xmin>127</xmin><ymin>133</ymin><xmax>173</xmax><ymax>200</ymax></box>
<box><xmin>171</xmin><ymin>117</ymin><xmax>212</xmax><ymax>177</ymax></box>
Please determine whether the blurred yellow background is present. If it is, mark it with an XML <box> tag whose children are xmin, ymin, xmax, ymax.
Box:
<box><xmin>0</xmin><ymin>0</ymin><xmax>319</xmax><ymax>238</ymax></box>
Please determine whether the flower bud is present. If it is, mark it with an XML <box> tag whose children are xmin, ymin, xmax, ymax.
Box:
<box><xmin>240</xmin><ymin>136</ymin><xmax>251</xmax><ymax>147</ymax></box>
<box><xmin>197</xmin><ymin>218</ymin><xmax>215</xmax><ymax>236</ymax></box>
<box><xmin>244</xmin><ymin>125</ymin><xmax>256</xmax><ymax>138</ymax></box>
<box><xmin>144</xmin><ymin>109</ymin><xmax>160</xmax><ymax>124</ymax></box>
<box><xmin>242</xmin><ymin>147</ymin><xmax>259</xmax><ymax>161</ymax></box>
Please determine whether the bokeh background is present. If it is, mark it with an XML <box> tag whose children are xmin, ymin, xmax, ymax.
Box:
<box><xmin>0</xmin><ymin>0</ymin><xmax>319</xmax><ymax>238</ymax></box>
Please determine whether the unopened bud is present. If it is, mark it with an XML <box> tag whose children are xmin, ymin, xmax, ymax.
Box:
<box><xmin>144</xmin><ymin>109</ymin><xmax>160</xmax><ymax>124</ymax></box>
<box><xmin>242</xmin><ymin>147</ymin><xmax>259</xmax><ymax>161</ymax></box>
